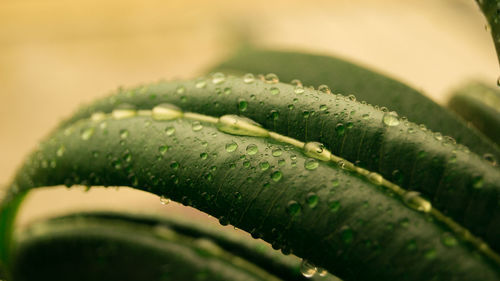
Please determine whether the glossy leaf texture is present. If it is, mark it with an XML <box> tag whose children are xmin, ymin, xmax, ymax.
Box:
<box><xmin>210</xmin><ymin>47</ymin><xmax>500</xmax><ymax>160</ymax></box>
<box><xmin>12</xmin><ymin>212</ymin><xmax>340</xmax><ymax>281</ymax></box>
<box><xmin>13</xmin><ymin>212</ymin><xmax>339</xmax><ymax>281</ymax></box>
<box><xmin>1</xmin><ymin>82</ymin><xmax>499</xmax><ymax>280</ymax></box>
<box><xmin>448</xmin><ymin>82</ymin><xmax>500</xmax><ymax>147</ymax></box>
<box><xmin>54</xmin><ymin>75</ymin><xmax>500</xmax><ymax>253</ymax></box>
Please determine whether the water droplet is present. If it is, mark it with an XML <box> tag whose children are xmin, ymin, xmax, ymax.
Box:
<box><xmin>176</xmin><ymin>85</ymin><xmax>186</xmax><ymax>94</ymax></box>
<box><xmin>441</xmin><ymin>233</ymin><xmax>457</xmax><ymax>247</ymax></box>
<box><xmin>91</xmin><ymin>112</ymin><xmax>106</xmax><ymax>121</ymax></box>
<box><xmin>319</xmin><ymin>104</ymin><xmax>327</xmax><ymax>111</ymax></box>
<box><xmin>270</xmin><ymin>87</ymin><xmax>280</xmax><ymax>95</ymax></box>
<box><xmin>243</xmin><ymin>73</ymin><xmax>255</xmax><ymax>84</ymax></box>
<box><xmin>403</xmin><ymin>191</ymin><xmax>432</xmax><ymax>213</ymax></box>
<box><xmin>195</xmin><ymin>79</ymin><xmax>207</xmax><ymax>88</ymax></box>
<box><xmin>200</xmin><ymin>152</ymin><xmax>208</xmax><ymax>160</ymax></box>
<box><xmin>306</xmin><ymin>192</ymin><xmax>318</xmax><ymax>208</ymax></box>
<box><xmin>170</xmin><ymin>161</ymin><xmax>179</xmax><ymax>170</ymax></box>
<box><xmin>272</xmin><ymin>148</ymin><xmax>282</xmax><ymax>157</ymax></box>
<box><xmin>303</xmin><ymin>142</ymin><xmax>331</xmax><ymax>161</ymax></box>
<box><xmin>260</xmin><ymin>161</ymin><xmax>270</xmax><ymax>171</ymax></box>
<box><xmin>112</xmin><ymin>104</ymin><xmax>136</xmax><ymax>120</ymax></box>
<box><xmin>300</xmin><ymin>259</ymin><xmax>317</xmax><ymax>278</ymax></box>
<box><xmin>329</xmin><ymin>200</ymin><xmax>340</xmax><ymax>212</ymax></box>
<box><xmin>160</xmin><ymin>195</ymin><xmax>171</xmax><ymax>205</ymax></box>
<box><xmin>271</xmin><ymin>171</ymin><xmax>282</xmax><ymax>182</ymax></box>
<box><xmin>335</xmin><ymin>123</ymin><xmax>345</xmax><ymax>135</ymax></box>
<box><xmin>318</xmin><ymin>84</ymin><xmax>331</xmax><ymax>94</ymax></box>
<box><xmin>483</xmin><ymin>153</ymin><xmax>498</xmax><ymax>166</ymax></box>
<box><xmin>217</xmin><ymin>115</ymin><xmax>269</xmax><ymax>137</ymax></box>
<box><xmin>269</xmin><ymin>110</ymin><xmax>279</xmax><ymax>120</ymax></box>
<box><xmin>225</xmin><ymin>142</ymin><xmax>238</xmax><ymax>152</ymax></box>
<box><xmin>238</xmin><ymin>100</ymin><xmax>248</xmax><ymax>112</ymax></box>
<box><xmin>264</xmin><ymin>73</ymin><xmax>279</xmax><ymax>84</ymax></box>
<box><xmin>368</xmin><ymin>172</ymin><xmax>383</xmax><ymax>185</ymax></box>
<box><xmin>165</xmin><ymin>127</ymin><xmax>176</xmax><ymax>136</ymax></box>
<box><xmin>246</xmin><ymin>144</ymin><xmax>258</xmax><ymax>155</ymax></box>
<box><xmin>347</xmin><ymin>94</ymin><xmax>356</xmax><ymax>102</ymax></box>
<box><xmin>317</xmin><ymin>268</ymin><xmax>328</xmax><ymax>277</ymax></box>
<box><xmin>159</xmin><ymin>145</ymin><xmax>169</xmax><ymax>155</ymax></box>
<box><xmin>434</xmin><ymin>132</ymin><xmax>443</xmax><ymax>141</ymax></box>
<box><xmin>152</xmin><ymin>103</ymin><xmax>183</xmax><ymax>120</ymax></box>
<box><xmin>287</xmin><ymin>200</ymin><xmax>301</xmax><ymax>216</ymax></box>
<box><xmin>383</xmin><ymin>111</ymin><xmax>400</xmax><ymax>126</ymax></box>
<box><xmin>120</xmin><ymin>129</ymin><xmax>129</xmax><ymax>139</ymax></box>
<box><xmin>192</xmin><ymin>121</ymin><xmax>203</xmax><ymax>131</ymax></box>
<box><xmin>211</xmin><ymin>72</ymin><xmax>226</xmax><ymax>84</ymax></box>
<box><xmin>294</xmin><ymin>85</ymin><xmax>305</xmax><ymax>95</ymax></box>
<box><xmin>362</xmin><ymin>113</ymin><xmax>370</xmax><ymax>120</ymax></box>
<box><xmin>304</xmin><ymin>158</ymin><xmax>319</xmax><ymax>170</ymax></box>
<box><xmin>81</xmin><ymin>127</ymin><xmax>95</xmax><ymax>140</ymax></box>
<box><xmin>56</xmin><ymin>146</ymin><xmax>65</xmax><ymax>157</ymax></box>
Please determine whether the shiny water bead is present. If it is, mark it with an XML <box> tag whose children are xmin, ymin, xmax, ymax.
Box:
<box><xmin>211</xmin><ymin>72</ymin><xmax>226</xmax><ymax>84</ymax></box>
<box><xmin>165</xmin><ymin>127</ymin><xmax>176</xmax><ymax>136</ymax></box>
<box><xmin>264</xmin><ymin>73</ymin><xmax>279</xmax><ymax>84</ymax></box>
<box><xmin>300</xmin><ymin>259</ymin><xmax>317</xmax><ymax>278</ymax></box>
<box><xmin>195</xmin><ymin>78</ymin><xmax>207</xmax><ymax>88</ymax></box>
<box><xmin>403</xmin><ymin>191</ymin><xmax>432</xmax><ymax>213</ymax></box>
<box><xmin>483</xmin><ymin>153</ymin><xmax>498</xmax><ymax>166</ymax></box>
<box><xmin>382</xmin><ymin>111</ymin><xmax>400</xmax><ymax>127</ymax></box>
<box><xmin>291</xmin><ymin>79</ymin><xmax>303</xmax><ymax>87</ymax></box>
<box><xmin>271</xmin><ymin>171</ymin><xmax>283</xmax><ymax>182</ymax></box>
<box><xmin>225</xmin><ymin>142</ymin><xmax>238</xmax><ymax>152</ymax></box>
<box><xmin>56</xmin><ymin>146</ymin><xmax>66</xmax><ymax>157</ymax></box>
<box><xmin>91</xmin><ymin>112</ymin><xmax>106</xmax><ymax>121</ymax></box>
<box><xmin>217</xmin><ymin>115</ymin><xmax>269</xmax><ymax>137</ymax></box>
<box><xmin>81</xmin><ymin>127</ymin><xmax>95</xmax><ymax>140</ymax></box>
<box><xmin>152</xmin><ymin>103</ymin><xmax>183</xmax><ymax>120</ymax></box>
<box><xmin>368</xmin><ymin>172</ymin><xmax>383</xmax><ymax>185</ymax></box>
<box><xmin>270</xmin><ymin>87</ymin><xmax>280</xmax><ymax>95</ymax></box>
<box><xmin>287</xmin><ymin>200</ymin><xmax>301</xmax><ymax>216</ymax></box>
<box><xmin>304</xmin><ymin>159</ymin><xmax>319</xmax><ymax>170</ymax></box>
<box><xmin>303</xmin><ymin>142</ymin><xmax>331</xmax><ymax>161</ymax></box>
<box><xmin>238</xmin><ymin>100</ymin><xmax>248</xmax><ymax>111</ymax></box>
<box><xmin>318</xmin><ymin>84</ymin><xmax>331</xmax><ymax>94</ymax></box>
<box><xmin>243</xmin><ymin>73</ymin><xmax>255</xmax><ymax>84</ymax></box>
<box><xmin>317</xmin><ymin>268</ymin><xmax>328</xmax><ymax>277</ymax></box>
<box><xmin>112</xmin><ymin>104</ymin><xmax>137</xmax><ymax>120</ymax></box>
<box><xmin>160</xmin><ymin>195</ymin><xmax>170</xmax><ymax>205</ymax></box>
<box><xmin>191</xmin><ymin>121</ymin><xmax>203</xmax><ymax>132</ymax></box>
<box><xmin>246</xmin><ymin>144</ymin><xmax>258</xmax><ymax>155</ymax></box>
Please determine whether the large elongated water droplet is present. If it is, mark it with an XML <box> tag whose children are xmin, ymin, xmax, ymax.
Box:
<box><xmin>403</xmin><ymin>191</ymin><xmax>432</xmax><ymax>213</ymax></box>
<box><xmin>300</xmin><ymin>259</ymin><xmax>317</xmax><ymax>278</ymax></box>
<box><xmin>112</xmin><ymin>104</ymin><xmax>137</xmax><ymax>120</ymax></box>
<box><xmin>303</xmin><ymin>142</ymin><xmax>331</xmax><ymax>161</ymax></box>
<box><xmin>152</xmin><ymin>103</ymin><xmax>183</xmax><ymax>120</ymax></box>
<box><xmin>217</xmin><ymin>115</ymin><xmax>269</xmax><ymax>137</ymax></box>
<box><xmin>383</xmin><ymin>111</ymin><xmax>400</xmax><ymax>127</ymax></box>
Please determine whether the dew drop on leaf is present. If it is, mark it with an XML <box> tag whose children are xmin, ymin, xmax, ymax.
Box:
<box><xmin>383</xmin><ymin>111</ymin><xmax>400</xmax><ymax>127</ymax></box>
<box><xmin>243</xmin><ymin>73</ymin><xmax>255</xmax><ymax>84</ymax></box>
<box><xmin>225</xmin><ymin>142</ymin><xmax>238</xmax><ymax>153</ymax></box>
<box><xmin>300</xmin><ymin>259</ymin><xmax>317</xmax><ymax>278</ymax></box>
<box><xmin>152</xmin><ymin>103</ymin><xmax>183</xmax><ymax>121</ymax></box>
<box><xmin>246</xmin><ymin>144</ymin><xmax>258</xmax><ymax>155</ymax></box>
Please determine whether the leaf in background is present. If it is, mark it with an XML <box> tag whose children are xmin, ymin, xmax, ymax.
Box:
<box><xmin>1</xmin><ymin>76</ymin><xmax>500</xmax><ymax>280</ymax></box>
<box><xmin>12</xmin><ymin>212</ymin><xmax>340</xmax><ymax>281</ymax></box>
<box><xmin>210</xmin><ymin>47</ymin><xmax>500</xmax><ymax>161</ymax></box>
<box><xmin>477</xmin><ymin>0</ymin><xmax>500</xmax><ymax>65</ymax></box>
<box><xmin>448</xmin><ymin>82</ymin><xmax>500</xmax><ymax>148</ymax></box>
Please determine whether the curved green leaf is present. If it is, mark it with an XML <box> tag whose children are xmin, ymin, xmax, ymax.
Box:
<box><xmin>210</xmin><ymin>47</ymin><xmax>500</xmax><ymax>161</ymax></box>
<box><xmin>53</xmin><ymin>75</ymin><xmax>500</xmax><ymax>253</ymax></box>
<box><xmin>477</xmin><ymin>0</ymin><xmax>500</xmax><ymax>65</ymax></box>
<box><xmin>448</xmin><ymin>82</ymin><xmax>500</xmax><ymax>147</ymax></box>
<box><xmin>2</xmin><ymin>97</ymin><xmax>500</xmax><ymax>280</ymax></box>
<box><xmin>12</xmin><ymin>213</ymin><xmax>281</xmax><ymax>281</ymax></box>
<box><xmin>24</xmin><ymin>211</ymin><xmax>340</xmax><ymax>281</ymax></box>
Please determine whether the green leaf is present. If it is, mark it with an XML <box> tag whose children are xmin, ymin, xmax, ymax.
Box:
<box><xmin>477</xmin><ymin>0</ymin><xmax>500</xmax><ymax>65</ymax></box>
<box><xmin>2</xmin><ymin>76</ymin><xmax>500</xmax><ymax>280</ymax></box>
<box><xmin>448</xmin><ymin>82</ymin><xmax>500</xmax><ymax>148</ymax></box>
<box><xmin>13</xmin><ymin>211</ymin><xmax>339</xmax><ymax>281</ymax></box>
<box><xmin>11</xmin><ymin>213</ymin><xmax>282</xmax><ymax>281</ymax></box>
<box><xmin>210</xmin><ymin>47</ymin><xmax>500</xmax><ymax>161</ymax></box>
<box><xmin>51</xmin><ymin>75</ymin><xmax>500</xmax><ymax>253</ymax></box>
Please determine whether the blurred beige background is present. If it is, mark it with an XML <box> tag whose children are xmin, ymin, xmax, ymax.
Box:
<box><xmin>0</xmin><ymin>0</ymin><xmax>498</xmax><ymax>226</ymax></box>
